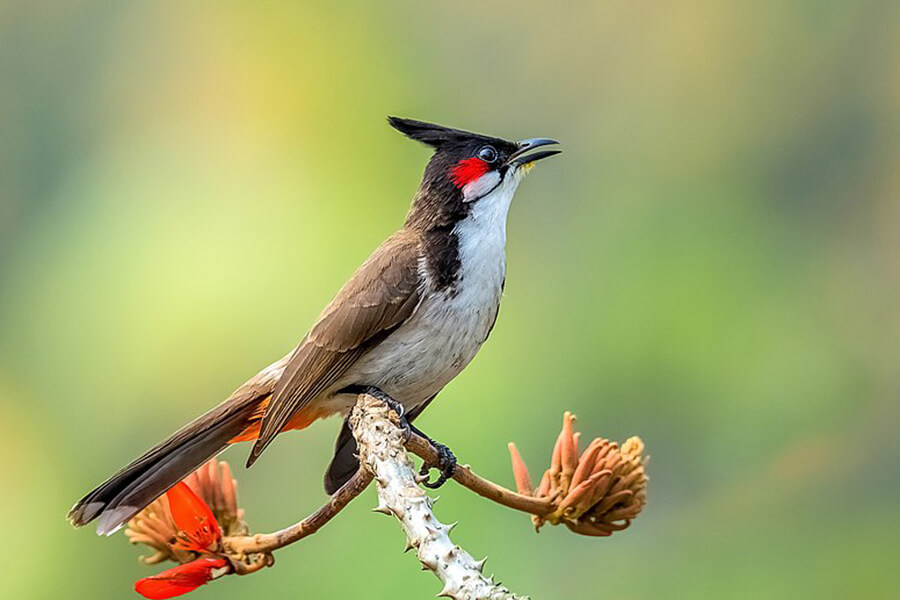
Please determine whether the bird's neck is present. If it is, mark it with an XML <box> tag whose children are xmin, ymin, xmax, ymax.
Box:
<box><xmin>413</xmin><ymin>175</ymin><xmax>520</xmax><ymax>293</ymax></box>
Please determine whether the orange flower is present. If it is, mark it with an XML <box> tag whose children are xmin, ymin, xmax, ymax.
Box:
<box><xmin>509</xmin><ymin>412</ymin><xmax>648</xmax><ymax>537</ymax></box>
<box><xmin>167</xmin><ymin>482</ymin><xmax>221</xmax><ymax>553</ymax></box>
<box><xmin>126</xmin><ymin>459</ymin><xmax>247</xmax><ymax>565</ymax></box>
<box><xmin>135</xmin><ymin>557</ymin><xmax>230</xmax><ymax>599</ymax></box>
<box><xmin>128</xmin><ymin>464</ymin><xmax>239</xmax><ymax>599</ymax></box>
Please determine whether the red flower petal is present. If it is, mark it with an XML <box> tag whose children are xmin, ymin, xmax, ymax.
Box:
<box><xmin>135</xmin><ymin>558</ymin><xmax>229</xmax><ymax>599</ymax></box>
<box><xmin>166</xmin><ymin>482</ymin><xmax>221</xmax><ymax>552</ymax></box>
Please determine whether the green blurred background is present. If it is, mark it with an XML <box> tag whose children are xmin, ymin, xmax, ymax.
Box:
<box><xmin>2</xmin><ymin>1</ymin><xmax>899</xmax><ymax>598</ymax></box>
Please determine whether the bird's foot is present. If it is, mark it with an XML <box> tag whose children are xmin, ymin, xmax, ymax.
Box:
<box><xmin>358</xmin><ymin>386</ymin><xmax>411</xmax><ymax>439</ymax></box>
<box><xmin>354</xmin><ymin>386</ymin><xmax>454</xmax><ymax>487</ymax></box>
<box><xmin>418</xmin><ymin>440</ymin><xmax>457</xmax><ymax>489</ymax></box>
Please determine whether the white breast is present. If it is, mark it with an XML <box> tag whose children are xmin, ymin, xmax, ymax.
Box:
<box><xmin>329</xmin><ymin>173</ymin><xmax>522</xmax><ymax>413</ymax></box>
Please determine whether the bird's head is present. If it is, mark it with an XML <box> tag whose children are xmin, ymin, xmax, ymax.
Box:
<box><xmin>389</xmin><ymin>117</ymin><xmax>560</xmax><ymax>229</ymax></box>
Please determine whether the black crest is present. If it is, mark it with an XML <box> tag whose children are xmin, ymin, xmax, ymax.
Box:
<box><xmin>388</xmin><ymin>116</ymin><xmax>498</xmax><ymax>150</ymax></box>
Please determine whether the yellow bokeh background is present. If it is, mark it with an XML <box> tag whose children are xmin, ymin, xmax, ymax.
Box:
<box><xmin>2</xmin><ymin>2</ymin><xmax>899</xmax><ymax>598</ymax></box>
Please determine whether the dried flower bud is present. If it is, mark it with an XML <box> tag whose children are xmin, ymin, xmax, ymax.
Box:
<box><xmin>508</xmin><ymin>413</ymin><xmax>648</xmax><ymax>537</ymax></box>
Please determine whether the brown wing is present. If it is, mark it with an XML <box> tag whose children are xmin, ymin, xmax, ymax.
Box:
<box><xmin>246</xmin><ymin>230</ymin><xmax>423</xmax><ymax>466</ymax></box>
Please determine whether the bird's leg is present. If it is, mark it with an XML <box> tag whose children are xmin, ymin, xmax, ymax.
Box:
<box><xmin>409</xmin><ymin>423</ymin><xmax>457</xmax><ymax>489</ymax></box>
<box><xmin>354</xmin><ymin>385</ymin><xmax>455</xmax><ymax>488</ymax></box>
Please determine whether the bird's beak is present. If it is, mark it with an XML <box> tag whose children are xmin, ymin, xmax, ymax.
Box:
<box><xmin>506</xmin><ymin>138</ymin><xmax>561</xmax><ymax>167</ymax></box>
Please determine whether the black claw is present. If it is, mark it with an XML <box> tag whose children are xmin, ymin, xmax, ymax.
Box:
<box><xmin>359</xmin><ymin>386</ymin><xmax>410</xmax><ymax>439</ymax></box>
<box><xmin>419</xmin><ymin>442</ymin><xmax>457</xmax><ymax>489</ymax></box>
<box><xmin>399</xmin><ymin>419</ymin><xmax>412</xmax><ymax>442</ymax></box>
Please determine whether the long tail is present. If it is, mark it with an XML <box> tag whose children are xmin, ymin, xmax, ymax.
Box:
<box><xmin>68</xmin><ymin>359</ymin><xmax>287</xmax><ymax>535</ymax></box>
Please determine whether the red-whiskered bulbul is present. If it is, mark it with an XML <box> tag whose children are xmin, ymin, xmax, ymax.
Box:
<box><xmin>69</xmin><ymin>117</ymin><xmax>560</xmax><ymax>535</ymax></box>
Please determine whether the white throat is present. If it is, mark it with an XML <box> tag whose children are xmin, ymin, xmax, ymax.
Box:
<box><xmin>455</xmin><ymin>170</ymin><xmax>522</xmax><ymax>259</ymax></box>
<box><xmin>452</xmin><ymin>170</ymin><xmax>524</xmax><ymax>300</ymax></box>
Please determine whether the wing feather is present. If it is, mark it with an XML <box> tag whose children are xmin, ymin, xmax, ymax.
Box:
<box><xmin>246</xmin><ymin>231</ymin><xmax>422</xmax><ymax>466</ymax></box>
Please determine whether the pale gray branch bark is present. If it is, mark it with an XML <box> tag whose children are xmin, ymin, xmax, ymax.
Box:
<box><xmin>350</xmin><ymin>394</ymin><xmax>528</xmax><ymax>600</ymax></box>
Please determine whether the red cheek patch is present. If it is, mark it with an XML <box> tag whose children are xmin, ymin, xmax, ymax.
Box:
<box><xmin>450</xmin><ymin>157</ymin><xmax>489</xmax><ymax>188</ymax></box>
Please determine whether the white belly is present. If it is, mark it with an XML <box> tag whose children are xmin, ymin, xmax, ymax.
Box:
<box><xmin>337</xmin><ymin>275</ymin><xmax>502</xmax><ymax>409</ymax></box>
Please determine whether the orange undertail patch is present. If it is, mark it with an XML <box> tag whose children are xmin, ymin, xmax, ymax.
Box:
<box><xmin>227</xmin><ymin>395</ymin><xmax>326</xmax><ymax>443</ymax></box>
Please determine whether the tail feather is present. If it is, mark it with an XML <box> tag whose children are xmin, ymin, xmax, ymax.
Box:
<box><xmin>323</xmin><ymin>417</ymin><xmax>358</xmax><ymax>495</ymax></box>
<box><xmin>68</xmin><ymin>392</ymin><xmax>267</xmax><ymax>535</ymax></box>
<box><xmin>69</xmin><ymin>357</ymin><xmax>289</xmax><ymax>534</ymax></box>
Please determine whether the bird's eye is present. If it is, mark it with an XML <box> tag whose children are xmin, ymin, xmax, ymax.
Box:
<box><xmin>477</xmin><ymin>146</ymin><xmax>498</xmax><ymax>163</ymax></box>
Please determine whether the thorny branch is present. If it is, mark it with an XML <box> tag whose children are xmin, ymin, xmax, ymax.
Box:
<box><xmin>351</xmin><ymin>394</ymin><xmax>526</xmax><ymax>600</ymax></box>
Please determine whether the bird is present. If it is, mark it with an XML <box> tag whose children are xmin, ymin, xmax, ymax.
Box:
<box><xmin>68</xmin><ymin>117</ymin><xmax>560</xmax><ymax>535</ymax></box>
